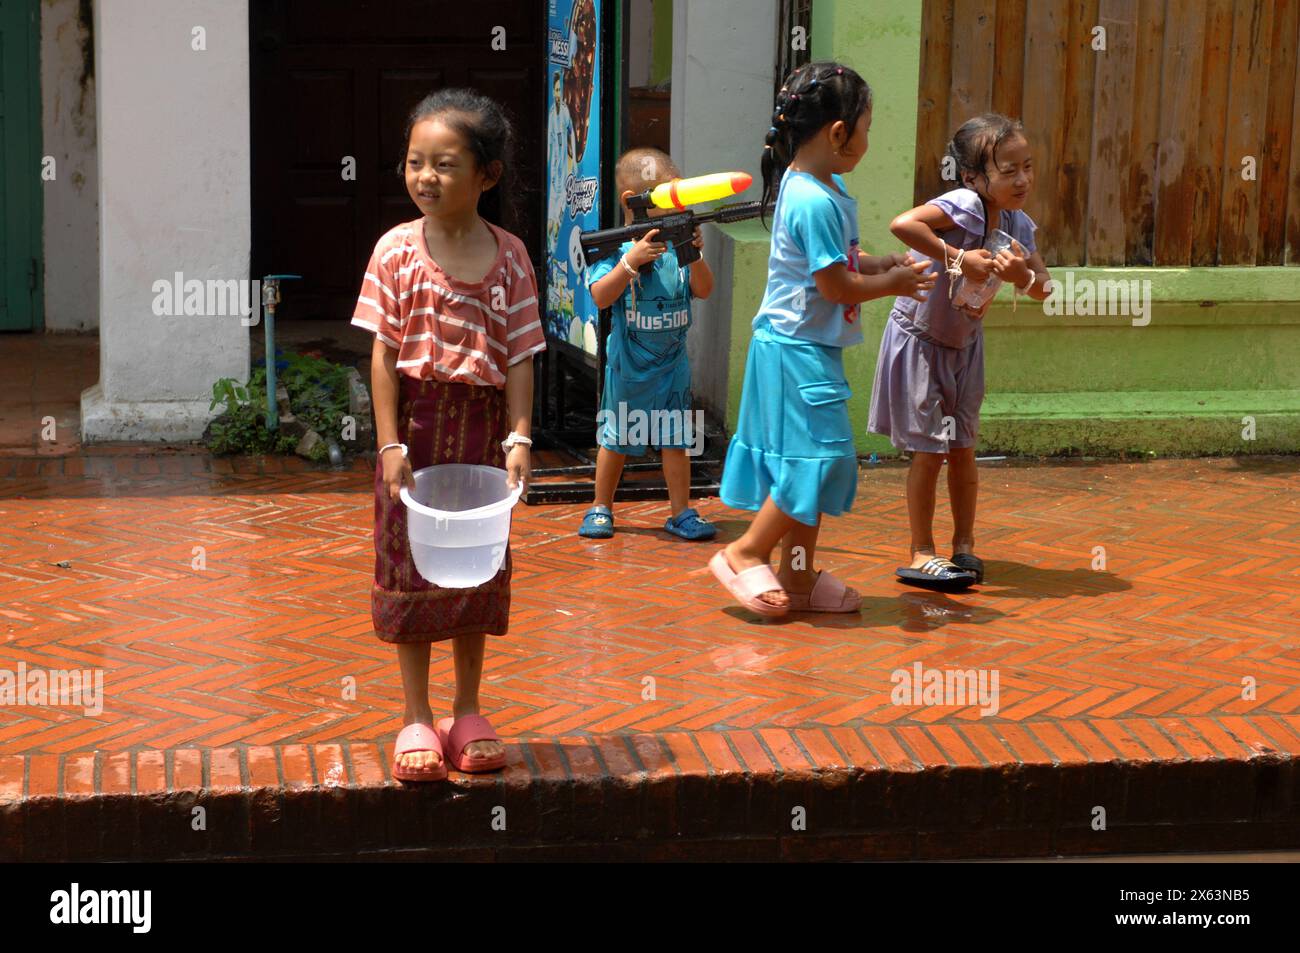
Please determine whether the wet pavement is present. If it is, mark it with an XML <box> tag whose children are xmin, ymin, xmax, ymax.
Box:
<box><xmin>1</xmin><ymin>444</ymin><xmax>1298</xmax><ymax>859</ymax></box>
<box><xmin>1</xmin><ymin>330</ymin><xmax>1298</xmax><ymax>859</ymax></box>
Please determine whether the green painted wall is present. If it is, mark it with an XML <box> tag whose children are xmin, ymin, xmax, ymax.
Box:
<box><xmin>722</xmin><ymin>220</ymin><xmax>774</xmax><ymax>435</ymax></box>
<box><xmin>650</xmin><ymin>0</ymin><xmax>673</xmax><ymax>86</ymax></box>
<box><xmin>725</xmin><ymin>0</ymin><xmax>925</xmax><ymax>453</ymax></box>
<box><xmin>717</xmin><ymin>0</ymin><xmax>1300</xmax><ymax>456</ymax></box>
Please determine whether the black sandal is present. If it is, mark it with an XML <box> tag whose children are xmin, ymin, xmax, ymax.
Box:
<box><xmin>896</xmin><ymin>556</ymin><xmax>977</xmax><ymax>592</ymax></box>
<box><xmin>949</xmin><ymin>553</ymin><xmax>984</xmax><ymax>584</ymax></box>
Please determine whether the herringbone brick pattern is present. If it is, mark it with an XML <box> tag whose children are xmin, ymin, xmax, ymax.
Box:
<box><xmin>1</xmin><ymin>451</ymin><xmax>1298</xmax><ymax>788</ymax></box>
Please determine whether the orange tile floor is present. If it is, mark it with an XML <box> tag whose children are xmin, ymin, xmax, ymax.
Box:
<box><xmin>2</xmin><ymin>450</ymin><xmax>1297</xmax><ymax>768</ymax></box>
<box><xmin>0</xmin><ymin>334</ymin><xmax>97</xmax><ymax>455</ymax></box>
<box><xmin>1</xmin><ymin>331</ymin><xmax>1298</xmax><ymax>858</ymax></box>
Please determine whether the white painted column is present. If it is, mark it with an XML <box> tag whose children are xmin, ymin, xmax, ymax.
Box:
<box><xmin>670</xmin><ymin>0</ymin><xmax>777</xmax><ymax>421</ymax></box>
<box><xmin>670</xmin><ymin>0</ymin><xmax>776</xmax><ymax>186</ymax></box>
<box><xmin>81</xmin><ymin>0</ymin><xmax>250</xmax><ymax>442</ymax></box>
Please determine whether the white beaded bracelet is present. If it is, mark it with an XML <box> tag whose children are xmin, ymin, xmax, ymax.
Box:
<box><xmin>378</xmin><ymin>442</ymin><xmax>407</xmax><ymax>458</ymax></box>
<box><xmin>501</xmin><ymin>432</ymin><xmax>533</xmax><ymax>453</ymax></box>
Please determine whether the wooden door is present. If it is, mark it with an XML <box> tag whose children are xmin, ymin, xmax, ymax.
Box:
<box><xmin>0</xmin><ymin>0</ymin><xmax>42</xmax><ymax>332</ymax></box>
<box><xmin>250</xmin><ymin>0</ymin><xmax>545</xmax><ymax>320</ymax></box>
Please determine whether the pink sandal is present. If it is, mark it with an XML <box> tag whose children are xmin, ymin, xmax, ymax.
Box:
<box><xmin>392</xmin><ymin>722</ymin><xmax>447</xmax><ymax>782</ymax></box>
<box><xmin>436</xmin><ymin>714</ymin><xmax>508</xmax><ymax>773</ymax></box>
<box><xmin>786</xmin><ymin>570</ymin><xmax>862</xmax><ymax>613</ymax></box>
<box><xmin>708</xmin><ymin>550</ymin><xmax>789</xmax><ymax>618</ymax></box>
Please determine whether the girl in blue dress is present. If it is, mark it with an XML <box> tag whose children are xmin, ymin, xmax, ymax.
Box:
<box><xmin>710</xmin><ymin>62</ymin><xmax>935</xmax><ymax>618</ymax></box>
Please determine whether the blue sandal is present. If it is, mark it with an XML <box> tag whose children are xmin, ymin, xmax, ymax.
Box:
<box><xmin>578</xmin><ymin>505</ymin><xmax>614</xmax><ymax>539</ymax></box>
<box><xmin>664</xmin><ymin>507</ymin><xmax>716</xmax><ymax>541</ymax></box>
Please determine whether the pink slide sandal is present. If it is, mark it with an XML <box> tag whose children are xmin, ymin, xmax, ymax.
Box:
<box><xmin>708</xmin><ymin>550</ymin><xmax>789</xmax><ymax>618</ymax></box>
<box><xmin>392</xmin><ymin>722</ymin><xmax>447</xmax><ymax>782</ymax></box>
<box><xmin>436</xmin><ymin>714</ymin><xmax>508</xmax><ymax>773</ymax></box>
<box><xmin>785</xmin><ymin>570</ymin><xmax>862</xmax><ymax>613</ymax></box>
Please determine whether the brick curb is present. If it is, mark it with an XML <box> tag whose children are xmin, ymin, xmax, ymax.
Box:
<box><xmin>3</xmin><ymin>736</ymin><xmax>1297</xmax><ymax>861</ymax></box>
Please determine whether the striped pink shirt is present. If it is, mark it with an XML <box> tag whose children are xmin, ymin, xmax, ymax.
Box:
<box><xmin>351</xmin><ymin>218</ymin><xmax>546</xmax><ymax>386</ymax></box>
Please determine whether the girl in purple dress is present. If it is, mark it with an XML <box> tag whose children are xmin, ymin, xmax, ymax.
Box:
<box><xmin>868</xmin><ymin>114</ymin><xmax>1053</xmax><ymax>590</ymax></box>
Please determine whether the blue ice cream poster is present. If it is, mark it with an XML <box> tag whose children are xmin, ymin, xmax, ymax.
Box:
<box><xmin>545</xmin><ymin>0</ymin><xmax>601</xmax><ymax>356</ymax></box>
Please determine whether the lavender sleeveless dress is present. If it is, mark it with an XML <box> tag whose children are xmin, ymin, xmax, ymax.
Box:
<box><xmin>867</xmin><ymin>188</ymin><xmax>1036</xmax><ymax>454</ymax></box>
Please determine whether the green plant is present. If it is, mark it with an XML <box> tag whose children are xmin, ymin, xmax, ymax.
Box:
<box><xmin>203</xmin><ymin>352</ymin><xmax>355</xmax><ymax>457</ymax></box>
<box><xmin>205</xmin><ymin>370</ymin><xmax>299</xmax><ymax>456</ymax></box>
<box><xmin>279</xmin><ymin>352</ymin><xmax>350</xmax><ymax>438</ymax></box>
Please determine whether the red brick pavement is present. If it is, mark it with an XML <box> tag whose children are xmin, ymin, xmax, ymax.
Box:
<box><xmin>1</xmin><ymin>449</ymin><xmax>1298</xmax><ymax>859</ymax></box>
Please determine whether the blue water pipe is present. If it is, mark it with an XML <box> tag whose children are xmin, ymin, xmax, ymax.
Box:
<box><xmin>261</xmin><ymin>275</ymin><xmax>301</xmax><ymax>430</ymax></box>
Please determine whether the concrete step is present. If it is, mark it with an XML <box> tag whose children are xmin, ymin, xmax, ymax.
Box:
<box><xmin>3</xmin><ymin>736</ymin><xmax>1298</xmax><ymax>861</ymax></box>
<box><xmin>980</xmin><ymin>390</ymin><xmax>1300</xmax><ymax>454</ymax></box>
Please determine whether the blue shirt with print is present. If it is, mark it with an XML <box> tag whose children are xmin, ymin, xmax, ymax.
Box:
<box><xmin>587</xmin><ymin>240</ymin><xmax>693</xmax><ymax>378</ymax></box>
<box><xmin>586</xmin><ymin>240</ymin><xmax>695</xmax><ymax>451</ymax></box>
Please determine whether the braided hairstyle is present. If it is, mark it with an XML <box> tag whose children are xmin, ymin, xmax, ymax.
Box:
<box><xmin>945</xmin><ymin>113</ymin><xmax>1025</xmax><ymax>196</ymax></box>
<box><xmin>760</xmin><ymin>61</ymin><xmax>873</xmax><ymax>227</ymax></box>
<box><xmin>397</xmin><ymin>88</ymin><xmax>520</xmax><ymax>232</ymax></box>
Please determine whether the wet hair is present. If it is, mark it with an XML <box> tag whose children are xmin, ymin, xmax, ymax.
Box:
<box><xmin>397</xmin><ymin>88</ymin><xmax>519</xmax><ymax>231</ymax></box>
<box><xmin>945</xmin><ymin>113</ymin><xmax>1026</xmax><ymax>196</ymax></box>
<box><xmin>760</xmin><ymin>61</ymin><xmax>872</xmax><ymax>226</ymax></box>
<box><xmin>615</xmin><ymin>147</ymin><xmax>679</xmax><ymax>194</ymax></box>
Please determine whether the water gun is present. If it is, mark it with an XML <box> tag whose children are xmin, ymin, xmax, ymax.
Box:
<box><xmin>643</xmin><ymin>172</ymin><xmax>753</xmax><ymax>210</ymax></box>
<box><xmin>580</xmin><ymin>171</ymin><xmax>771</xmax><ymax>274</ymax></box>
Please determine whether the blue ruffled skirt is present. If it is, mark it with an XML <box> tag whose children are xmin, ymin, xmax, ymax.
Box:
<box><xmin>719</xmin><ymin>319</ymin><xmax>857</xmax><ymax>526</ymax></box>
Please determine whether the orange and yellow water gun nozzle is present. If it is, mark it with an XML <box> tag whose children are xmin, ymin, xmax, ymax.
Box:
<box><xmin>639</xmin><ymin>171</ymin><xmax>754</xmax><ymax>212</ymax></box>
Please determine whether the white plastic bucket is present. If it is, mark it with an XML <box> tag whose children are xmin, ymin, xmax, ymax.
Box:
<box><xmin>399</xmin><ymin>464</ymin><xmax>524</xmax><ymax>588</ymax></box>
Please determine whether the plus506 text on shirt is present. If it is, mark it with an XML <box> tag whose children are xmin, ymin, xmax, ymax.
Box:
<box><xmin>755</xmin><ymin>169</ymin><xmax>863</xmax><ymax>349</ymax></box>
<box><xmin>891</xmin><ymin>188</ymin><xmax>1038</xmax><ymax>350</ymax></box>
<box><xmin>586</xmin><ymin>240</ymin><xmax>693</xmax><ymax>339</ymax></box>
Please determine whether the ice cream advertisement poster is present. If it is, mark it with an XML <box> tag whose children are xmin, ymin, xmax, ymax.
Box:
<box><xmin>545</xmin><ymin>0</ymin><xmax>601</xmax><ymax>356</ymax></box>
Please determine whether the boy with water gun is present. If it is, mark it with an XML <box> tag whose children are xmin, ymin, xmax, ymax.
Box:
<box><xmin>576</xmin><ymin>149</ymin><xmax>734</xmax><ymax>541</ymax></box>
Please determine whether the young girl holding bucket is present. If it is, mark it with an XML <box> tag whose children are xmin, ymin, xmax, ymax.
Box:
<box><xmin>352</xmin><ymin>89</ymin><xmax>545</xmax><ymax>781</ymax></box>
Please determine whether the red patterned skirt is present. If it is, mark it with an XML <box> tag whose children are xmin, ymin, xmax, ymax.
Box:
<box><xmin>370</xmin><ymin>375</ymin><xmax>511</xmax><ymax>643</ymax></box>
